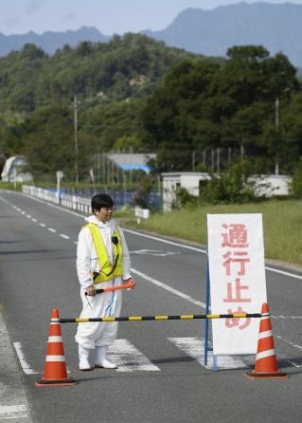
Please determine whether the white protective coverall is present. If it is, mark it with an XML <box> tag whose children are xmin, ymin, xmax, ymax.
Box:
<box><xmin>75</xmin><ymin>214</ymin><xmax>132</xmax><ymax>349</ymax></box>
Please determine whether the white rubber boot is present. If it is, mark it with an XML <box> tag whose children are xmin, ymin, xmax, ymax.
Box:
<box><xmin>95</xmin><ymin>346</ymin><xmax>117</xmax><ymax>369</ymax></box>
<box><xmin>78</xmin><ymin>345</ymin><xmax>92</xmax><ymax>371</ymax></box>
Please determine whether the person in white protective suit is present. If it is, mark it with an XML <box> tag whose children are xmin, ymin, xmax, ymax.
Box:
<box><xmin>75</xmin><ymin>193</ymin><xmax>133</xmax><ymax>371</ymax></box>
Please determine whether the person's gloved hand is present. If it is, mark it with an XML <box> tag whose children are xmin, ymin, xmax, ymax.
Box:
<box><xmin>85</xmin><ymin>284</ymin><xmax>97</xmax><ymax>296</ymax></box>
<box><xmin>123</xmin><ymin>278</ymin><xmax>136</xmax><ymax>290</ymax></box>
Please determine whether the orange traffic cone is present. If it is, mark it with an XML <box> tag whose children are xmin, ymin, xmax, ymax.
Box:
<box><xmin>246</xmin><ymin>303</ymin><xmax>287</xmax><ymax>379</ymax></box>
<box><xmin>35</xmin><ymin>308</ymin><xmax>76</xmax><ymax>387</ymax></box>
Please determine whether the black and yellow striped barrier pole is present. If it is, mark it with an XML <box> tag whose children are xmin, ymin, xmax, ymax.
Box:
<box><xmin>59</xmin><ymin>312</ymin><xmax>262</xmax><ymax>324</ymax></box>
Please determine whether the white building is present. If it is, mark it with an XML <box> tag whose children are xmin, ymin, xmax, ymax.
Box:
<box><xmin>161</xmin><ymin>172</ymin><xmax>210</xmax><ymax>212</ymax></box>
<box><xmin>161</xmin><ymin>172</ymin><xmax>292</xmax><ymax>212</ymax></box>
<box><xmin>249</xmin><ymin>174</ymin><xmax>292</xmax><ymax>197</ymax></box>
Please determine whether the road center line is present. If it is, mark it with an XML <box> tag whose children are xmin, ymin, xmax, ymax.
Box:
<box><xmin>131</xmin><ymin>267</ymin><xmax>206</xmax><ymax>309</ymax></box>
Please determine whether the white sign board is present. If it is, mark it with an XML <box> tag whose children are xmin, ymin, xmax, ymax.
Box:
<box><xmin>207</xmin><ymin>214</ymin><xmax>267</xmax><ymax>355</ymax></box>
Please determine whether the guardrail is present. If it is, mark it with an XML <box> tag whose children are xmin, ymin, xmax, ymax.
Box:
<box><xmin>22</xmin><ymin>185</ymin><xmax>150</xmax><ymax>219</ymax></box>
<box><xmin>22</xmin><ymin>185</ymin><xmax>91</xmax><ymax>214</ymax></box>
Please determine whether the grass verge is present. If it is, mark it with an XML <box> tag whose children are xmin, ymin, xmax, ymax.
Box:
<box><xmin>123</xmin><ymin>200</ymin><xmax>302</xmax><ymax>267</ymax></box>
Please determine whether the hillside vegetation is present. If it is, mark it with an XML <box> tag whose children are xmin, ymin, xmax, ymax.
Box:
<box><xmin>0</xmin><ymin>34</ymin><xmax>302</xmax><ymax>200</ymax></box>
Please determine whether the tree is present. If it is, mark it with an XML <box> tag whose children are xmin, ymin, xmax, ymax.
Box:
<box><xmin>1</xmin><ymin>36</ymin><xmax>301</xmax><ymax>181</ymax></box>
<box><xmin>276</xmin><ymin>93</ymin><xmax>302</xmax><ymax>173</ymax></box>
<box><xmin>20</xmin><ymin>105</ymin><xmax>93</xmax><ymax>181</ymax></box>
<box><xmin>141</xmin><ymin>46</ymin><xmax>301</xmax><ymax>173</ymax></box>
<box><xmin>141</xmin><ymin>59</ymin><xmax>222</xmax><ymax>170</ymax></box>
<box><xmin>201</xmin><ymin>160</ymin><xmax>260</xmax><ymax>204</ymax></box>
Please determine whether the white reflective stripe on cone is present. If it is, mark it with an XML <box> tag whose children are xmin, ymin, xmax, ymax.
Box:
<box><xmin>256</xmin><ymin>350</ymin><xmax>276</xmax><ymax>360</ymax></box>
<box><xmin>258</xmin><ymin>330</ymin><xmax>273</xmax><ymax>339</ymax></box>
<box><xmin>47</xmin><ymin>336</ymin><xmax>63</xmax><ymax>342</ymax></box>
<box><xmin>45</xmin><ymin>355</ymin><xmax>66</xmax><ymax>362</ymax></box>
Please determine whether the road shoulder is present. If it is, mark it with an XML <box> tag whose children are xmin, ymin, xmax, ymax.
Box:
<box><xmin>0</xmin><ymin>311</ymin><xmax>33</xmax><ymax>423</ymax></box>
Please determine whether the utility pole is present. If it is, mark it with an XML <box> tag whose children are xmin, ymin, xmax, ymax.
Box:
<box><xmin>216</xmin><ymin>148</ymin><xmax>220</xmax><ymax>174</ymax></box>
<box><xmin>275</xmin><ymin>97</ymin><xmax>279</xmax><ymax>129</ymax></box>
<box><xmin>275</xmin><ymin>97</ymin><xmax>279</xmax><ymax>175</ymax></box>
<box><xmin>192</xmin><ymin>150</ymin><xmax>196</xmax><ymax>171</ymax></box>
<box><xmin>73</xmin><ymin>95</ymin><xmax>79</xmax><ymax>184</ymax></box>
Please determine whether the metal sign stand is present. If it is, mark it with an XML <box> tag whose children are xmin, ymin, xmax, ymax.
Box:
<box><xmin>204</xmin><ymin>259</ymin><xmax>218</xmax><ymax>371</ymax></box>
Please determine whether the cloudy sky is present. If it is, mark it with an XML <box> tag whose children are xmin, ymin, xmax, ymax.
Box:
<box><xmin>1</xmin><ymin>0</ymin><xmax>302</xmax><ymax>35</ymax></box>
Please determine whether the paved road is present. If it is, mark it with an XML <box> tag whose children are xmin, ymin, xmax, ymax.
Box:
<box><xmin>0</xmin><ymin>190</ymin><xmax>302</xmax><ymax>423</ymax></box>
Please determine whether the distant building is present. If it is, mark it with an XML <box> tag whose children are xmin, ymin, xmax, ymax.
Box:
<box><xmin>161</xmin><ymin>172</ymin><xmax>210</xmax><ymax>212</ymax></box>
<box><xmin>161</xmin><ymin>172</ymin><xmax>292</xmax><ymax>212</ymax></box>
<box><xmin>249</xmin><ymin>175</ymin><xmax>292</xmax><ymax>197</ymax></box>
<box><xmin>108</xmin><ymin>153</ymin><xmax>157</xmax><ymax>173</ymax></box>
<box><xmin>1</xmin><ymin>156</ymin><xmax>33</xmax><ymax>182</ymax></box>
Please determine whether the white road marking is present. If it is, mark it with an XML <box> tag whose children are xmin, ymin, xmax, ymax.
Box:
<box><xmin>13</xmin><ymin>334</ymin><xmax>301</xmax><ymax>374</ymax></box>
<box><xmin>124</xmin><ymin>228</ymin><xmax>207</xmax><ymax>253</ymax></box>
<box><xmin>169</xmin><ymin>337</ymin><xmax>254</xmax><ymax>369</ymax></box>
<box><xmin>14</xmin><ymin>340</ymin><xmax>71</xmax><ymax>376</ymax></box>
<box><xmin>13</xmin><ymin>342</ymin><xmax>38</xmax><ymax>375</ymax></box>
<box><xmin>108</xmin><ymin>339</ymin><xmax>160</xmax><ymax>372</ymax></box>
<box><xmin>288</xmin><ymin>361</ymin><xmax>302</xmax><ymax>368</ymax></box>
<box><xmin>275</xmin><ymin>334</ymin><xmax>302</xmax><ymax>350</ymax></box>
<box><xmin>130</xmin><ymin>249</ymin><xmax>181</xmax><ymax>257</ymax></box>
<box><xmin>265</xmin><ymin>265</ymin><xmax>302</xmax><ymax>281</ymax></box>
<box><xmin>272</xmin><ymin>316</ymin><xmax>302</xmax><ymax>319</ymax></box>
<box><xmin>131</xmin><ymin>268</ymin><xmax>206</xmax><ymax>309</ymax></box>
<box><xmin>60</xmin><ymin>234</ymin><xmax>70</xmax><ymax>239</ymax></box>
<box><xmin>48</xmin><ymin>227</ymin><xmax>57</xmax><ymax>233</ymax></box>
<box><xmin>0</xmin><ymin>405</ymin><xmax>28</xmax><ymax>420</ymax></box>
<box><xmin>0</xmin><ymin>313</ymin><xmax>33</xmax><ymax>422</ymax></box>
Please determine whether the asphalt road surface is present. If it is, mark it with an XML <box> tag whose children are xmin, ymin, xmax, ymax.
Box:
<box><xmin>0</xmin><ymin>189</ymin><xmax>302</xmax><ymax>423</ymax></box>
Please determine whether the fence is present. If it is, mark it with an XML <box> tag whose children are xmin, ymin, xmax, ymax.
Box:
<box><xmin>22</xmin><ymin>185</ymin><xmax>152</xmax><ymax>220</ymax></box>
<box><xmin>22</xmin><ymin>185</ymin><xmax>91</xmax><ymax>214</ymax></box>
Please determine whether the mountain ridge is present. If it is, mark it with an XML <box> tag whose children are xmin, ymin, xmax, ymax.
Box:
<box><xmin>0</xmin><ymin>26</ymin><xmax>109</xmax><ymax>56</ymax></box>
<box><xmin>143</xmin><ymin>2</ymin><xmax>302</xmax><ymax>67</ymax></box>
<box><xmin>1</xmin><ymin>2</ymin><xmax>302</xmax><ymax>68</ymax></box>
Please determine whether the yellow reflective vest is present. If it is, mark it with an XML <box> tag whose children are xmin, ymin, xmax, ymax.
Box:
<box><xmin>87</xmin><ymin>223</ymin><xmax>123</xmax><ymax>283</ymax></box>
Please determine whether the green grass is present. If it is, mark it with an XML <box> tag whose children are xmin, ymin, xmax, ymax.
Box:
<box><xmin>0</xmin><ymin>182</ymin><xmax>22</xmax><ymax>191</ymax></box>
<box><xmin>127</xmin><ymin>200</ymin><xmax>302</xmax><ymax>266</ymax></box>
